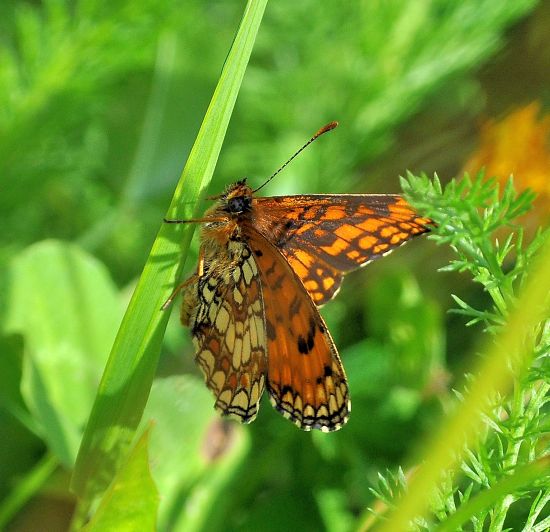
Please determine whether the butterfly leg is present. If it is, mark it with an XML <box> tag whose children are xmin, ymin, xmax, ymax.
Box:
<box><xmin>161</xmin><ymin>248</ymin><xmax>204</xmax><ymax>311</ymax></box>
<box><xmin>160</xmin><ymin>275</ymin><xmax>196</xmax><ymax>310</ymax></box>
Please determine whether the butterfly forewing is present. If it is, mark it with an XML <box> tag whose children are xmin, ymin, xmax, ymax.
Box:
<box><xmin>253</xmin><ymin>195</ymin><xmax>431</xmax><ymax>305</ymax></box>
<box><xmin>187</xmin><ymin>243</ymin><xmax>267</xmax><ymax>424</ymax></box>
<box><xmin>244</xmin><ymin>227</ymin><xmax>350</xmax><ymax>432</ymax></box>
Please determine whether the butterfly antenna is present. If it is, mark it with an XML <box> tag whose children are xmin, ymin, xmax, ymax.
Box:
<box><xmin>252</xmin><ymin>121</ymin><xmax>338</xmax><ymax>194</ymax></box>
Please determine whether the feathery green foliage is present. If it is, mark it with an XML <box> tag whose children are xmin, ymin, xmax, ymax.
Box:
<box><xmin>365</xmin><ymin>174</ymin><xmax>550</xmax><ymax>531</ymax></box>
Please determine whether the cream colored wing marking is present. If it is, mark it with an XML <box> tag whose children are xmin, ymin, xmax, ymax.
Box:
<box><xmin>189</xmin><ymin>243</ymin><xmax>267</xmax><ymax>423</ymax></box>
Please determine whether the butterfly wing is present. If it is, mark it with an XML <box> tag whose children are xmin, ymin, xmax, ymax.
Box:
<box><xmin>243</xmin><ymin>227</ymin><xmax>350</xmax><ymax>432</ymax></box>
<box><xmin>188</xmin><ymin>244</ymin><xmax>267</xmax><ymax>423</ymax></box>
<box><xmin>253</xmin><ymin>194</ymin><xmax>431</xmax><ymax>305</ymax></box>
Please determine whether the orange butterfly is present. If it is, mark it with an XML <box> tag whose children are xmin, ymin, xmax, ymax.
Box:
<box><xmin>166</xmin><ymin>122</ymin><xmax>431</xmax><ymax>432</ymax></box>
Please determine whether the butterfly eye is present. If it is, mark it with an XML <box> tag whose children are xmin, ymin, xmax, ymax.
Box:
<box><xmin>227</xmin><ymin>195</ymin><xmax>251</xmax><ymax>214</ymax></box>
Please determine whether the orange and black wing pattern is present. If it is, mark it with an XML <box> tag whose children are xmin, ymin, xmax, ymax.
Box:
<box><xmin>189</xmin><ymin>245</ymin><xmax>267</xmax><ymax>423</ymax></box>
<box><xmin>243</xmin><ymin>226</ymin><xmax>350</xmax><ymax>432</ymax></box>
<box><xmin>253</xmin><ymin>194</ymin><xmax>431</xmax><ymax>305</ymax></box>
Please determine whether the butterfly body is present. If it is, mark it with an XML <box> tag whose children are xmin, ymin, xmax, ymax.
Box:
<box><xmin>176</xmin><ymin>178</ymin><xmax>430</xmax><ymax>432</ymax></box>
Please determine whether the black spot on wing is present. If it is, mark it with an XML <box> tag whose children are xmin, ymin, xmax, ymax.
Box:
<box><xmin>297</xmin><ymin>335</ymin><xmax>309</xmax><ymax>354</ymax></box>
<box><xmin>306</xmin><ymin>331</ymin><xmax>314</xmax><ymax>351</ymax></box>
<box><xmin>266</xmin><ymin>319</ymin><xmax>276</xmax><ymax>340</ymax></box>
<box><xmin>281</xmin><ymin>384</ymin><xmax>293</xmax><ymax>395</ymax></box>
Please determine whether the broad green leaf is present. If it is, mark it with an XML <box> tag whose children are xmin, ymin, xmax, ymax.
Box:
<box><xmin>84</xmin><ymin>429</ymin><xmax>158</xmax><ymax>532</ymax></box>
<box><xmin>4</xmin><ymin>240</ymin><xmax>121</xmax><ymax>466</ymax></box>
<box><xmin>144</xmin><ymin>375</ymin><xmax>216</xmax><ymax>522</ymax></box>
<box><xmin>169</xmin><ymin>423</ymin><xmax>249</xmax><ymax>532</ymax></box>
<box><xmin>142</xmin><ymin>376</ymin><xmax>246</xmax><ymax>529</ymax></box>
<box><xmin>316</xmin><ymin>489</ymin><xmax>355</xmax><ymax>532</ymax></box>
<box><xmin>71</xmin><ymin>0</ymin><xmax>268</xmax><ymax>509</ymax></box>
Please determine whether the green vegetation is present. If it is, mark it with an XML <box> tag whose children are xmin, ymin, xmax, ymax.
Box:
<box><xmin>371</xmin><ymin>174</ymin><xmax>550</xmax><ymax>530</ymax></box>
<box><xmin>1</xmin><ymin>0</ymin><xmax>549</xmax><ymax>530</ymax></box>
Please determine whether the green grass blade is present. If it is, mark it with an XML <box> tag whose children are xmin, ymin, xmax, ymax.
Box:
<box><xmin>71</xmin><ymin>0</ymin><xmax>267</xmax><ymax>504</ymax></box>
<box><xmin>0</xmin><ymin>454</ymin><xmax>58</xmax><ymax>529</ymax></box>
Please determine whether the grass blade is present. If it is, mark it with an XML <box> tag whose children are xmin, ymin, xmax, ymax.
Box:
<box><xmin>71</xmin><ymin>0</ymin><xmax>268</xmax><ymax>509</ymax></box>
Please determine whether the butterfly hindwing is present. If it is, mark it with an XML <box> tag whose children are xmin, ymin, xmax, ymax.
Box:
<box><xmin>244</xmin><ymin>227</ymin><xmax>350</xmax><ymax>432</ymax></box>
<box><xmin>187</xmin><ymin>242</ymin><xmax>267</xmax><ymax>423</ymax></box>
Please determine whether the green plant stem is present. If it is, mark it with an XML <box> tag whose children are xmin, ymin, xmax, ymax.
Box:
<box><xmin>487</xmin><ymin>286</ymin><xmax>508</xmax><ymax>319</ymax></box>
<box><xmin>478</xmin><ymin>237</ymin><xmax>509</xmax><ymax>318</ymax></box>
<box><xmin>0</xmin><ymin>453</ymin><xmax>58</xmax><ymax>529</ymax></box>
<box><xmin>490</xmin><ymin>495</ymin><xmax>514</xmax><ymax>532</ymax></box>
<box><xmin>490</xmin><ymin>352</ymin><xmax>543</xmax><ymax>528</ymax></box>
<box><xmin>435</xmin><ymin>459</ymin><xmax>550</xmax><ymax>532</ymax></box>
<box><xmin>525</xmin><ymin>490</ymin><xmax>550</xmax><ymax>530</ymax></box>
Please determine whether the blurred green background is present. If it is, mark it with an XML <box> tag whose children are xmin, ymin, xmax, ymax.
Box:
<box><xmin>1</xmin><ymin>1</ymin><xmax>549</xmax><ymax>530</ymax></box>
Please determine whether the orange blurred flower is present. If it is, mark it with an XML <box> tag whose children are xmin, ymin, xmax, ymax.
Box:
<box><xmin>464</xmin><ymin>102</ymin><xmax>550</xmax><ymax>224</ymax></box>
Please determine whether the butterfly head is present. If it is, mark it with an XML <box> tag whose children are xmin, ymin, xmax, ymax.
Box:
<box><xmin>220</xmin><ymin>179</ymin><xmax>254</xmax><ymax>216</ymax></box>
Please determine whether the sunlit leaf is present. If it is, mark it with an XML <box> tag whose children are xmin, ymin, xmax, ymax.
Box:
<box><xmin>84</xmin><ymin>429</ymin><xmax>158</xmax><ymax>532</ymax></box>
<box><xmin>142</xmin><ymin>375</ymin><xmax>229</xmax><ymax>528</ymax></box>
<box><xmin>4</xmin><ymin>240</ymin><xmax>121</xmax><ymax>466</ymax></box>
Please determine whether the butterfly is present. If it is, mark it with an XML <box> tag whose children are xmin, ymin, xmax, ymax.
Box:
<box><xmin>165</xmin><ymin>122</ymin><xmax>431</xmax><ymax>432</ymax></box>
